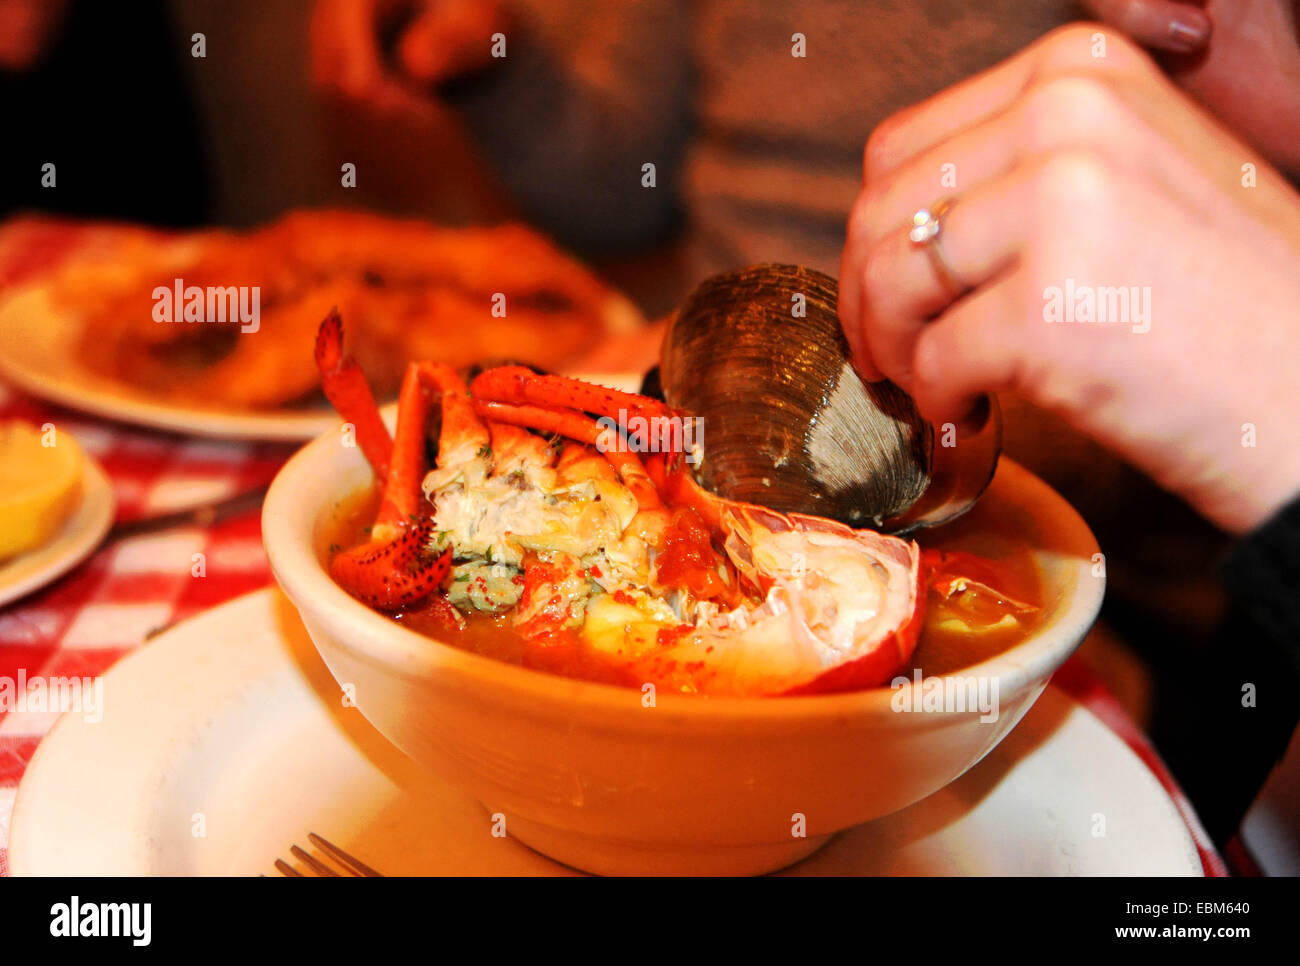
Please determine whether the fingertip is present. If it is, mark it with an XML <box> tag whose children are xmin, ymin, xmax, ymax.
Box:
<box><xmin>843</xmin><ymin>316</ymin><xmax>884</xmax><ymax>383</ymax></box>
<box><xmin>1127</xmin><ymin>3</ymin><xmax>1212</xmax><ymax>52</ymax></box>
<box><xmin>851</xmin><ymin>354</ymin><xmax>884</xmax><ymax>384</ymax></box>
<box><xmin>398</xmin><ymin>27</ymin><xmax>441</xmax><ymax>83</ymax></box>
<box><xmin>1163</xmin><ymin>8</ymin><xmax>1211</xmax><ymax>52</ymax></box>
<box><xmin>912</xmin><ymin>384</ymin><xmax>973</xmax><ymax>433</ymax></box>
<box><xmin>838</xmin><ymin>277</ymin><xmax>877</xmax><ymax>378</ymax></box>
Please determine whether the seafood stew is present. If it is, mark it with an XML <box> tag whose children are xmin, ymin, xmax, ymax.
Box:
<box><xmin>326</xmin><ymin>482</ymin><xmax>1045</xmax><ymax>689</ymax></box>
<box><xmin>315</xmin><ymin>307</ymin><xmax>1042</xmax><ymax>697</ymax></box>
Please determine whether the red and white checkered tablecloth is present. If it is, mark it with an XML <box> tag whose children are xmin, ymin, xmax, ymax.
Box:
<box><xmin>0</xmin><ymin>381</ymin><xmax>296</xmax><ymax>877</ymax></box>
<box><xmin>0</xmin><ymin>374</ymin><xmax>1229</xmax><ymax>876</ymax></box>
<box><xmin>0</xmin><ymin>218</ymin><xmax>1229</xmax><ymax>876</ymax></box>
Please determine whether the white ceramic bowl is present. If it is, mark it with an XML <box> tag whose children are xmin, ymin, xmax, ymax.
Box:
<box><xmin>263</xmin><ymin>415</ymin><xmax>1104</xmax><ymax>875</ymax></box>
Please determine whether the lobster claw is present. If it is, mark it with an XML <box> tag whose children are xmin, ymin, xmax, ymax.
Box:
<box><xmin>329</xmin><ymin>521</ymin><xmax>451</xmax><ymax>611</ymax></box>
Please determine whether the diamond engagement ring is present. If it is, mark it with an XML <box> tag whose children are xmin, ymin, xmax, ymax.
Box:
<box><xmin>909</xmin><ymin>199</ymin><xmax>969</xmax><ymax>297</ymax></box>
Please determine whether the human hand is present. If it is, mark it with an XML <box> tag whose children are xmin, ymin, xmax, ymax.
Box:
<box><xmin>391</xmin><ymin>0</ymin><xmax>506</xmax><ymax>86</ymax></box>
<box><xmin>310</xmin><ymin>0</ymin><xmax>505</xmax><ymax>109</ymax></box>
<box><xmin>839</xmin><ymin>25</ymin><xmax>1300</xmax><ymax>534</ymax></box>
<box><xmin>1081</xmin><ymin>0</ymin><xmax>1300</xmax><ymax>175</ymax></box>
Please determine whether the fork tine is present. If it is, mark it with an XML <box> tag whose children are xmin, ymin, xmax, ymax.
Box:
<box><xmin>273</xmin><ymin>834</ymin><xmax>384</xmax><ymax>877</ymax></box>
<box><xmin>290</xmin><ymin>844</ymin><xmax>341</xmax><ymax>877</ymax></box>
<box><xmin>309</xmin><ymin>833</ymin><xmax>384</xmax><ymax>877</ymax></box>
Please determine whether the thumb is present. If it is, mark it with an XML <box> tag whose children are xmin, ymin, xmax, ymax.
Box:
<box><xmin>396</xmin><ymin>8</ymin><xmax>454</xmax><ymax>84</ymax></box>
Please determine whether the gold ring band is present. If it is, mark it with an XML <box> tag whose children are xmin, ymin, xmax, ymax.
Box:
<box><xmin>909</xmin><ymin>199</ymin><xmax>969</xmax><ymax>297</ymax></box>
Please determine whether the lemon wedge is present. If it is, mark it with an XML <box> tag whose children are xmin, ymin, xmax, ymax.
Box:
<box><xmin>0</xmin><ymin>420</ymin><xmax>85</xmax><ymax>561</ymax></box>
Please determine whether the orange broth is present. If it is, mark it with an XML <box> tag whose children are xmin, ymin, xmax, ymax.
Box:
<box><xmin>323</xmin><ymin>481</ymin><xmax>1045</xmax><ymax>690</ymax></box>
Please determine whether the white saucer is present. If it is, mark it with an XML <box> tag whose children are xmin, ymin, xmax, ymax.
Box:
<box><xmin>0</xmin><ymin>455</ymin><xmax>115</xmax><ymax>608</ymax></box>
<box><xmin>8</xmin><ymin>589</ymin><xmax>1203</xmax><ymax>875</ymax></box>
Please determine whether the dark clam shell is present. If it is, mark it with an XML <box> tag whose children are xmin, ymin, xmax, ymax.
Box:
<box><xmin>659</xmin><ymin>264</ymin><xmax>999</xmax><ymax>532</ymax></box>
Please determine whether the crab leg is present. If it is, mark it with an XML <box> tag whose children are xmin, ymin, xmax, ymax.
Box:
<box><xmin>470</xmin><ymin>366</ymin><xmax>676</xmax><ymax>447</ymax></box>
<box><xmin>314</xmin><ymin>309</ymin><xmax>392</xmax><ymax>479</ymax></box>
<box><xmin>423</xmin><ymin>362</ymin><xmax>490</xmax><ymax>470</ymax></box>
<box><xmin>376</xmin><ymin>361</ymin><xmax>486</xmax><ymax>534</ymax></box>
<box><xmin>329</xmin><ymin>522</ymin><xmax>450</xmax><ymax>611</ymax></box>
<box><xmin>327</xmin><ymin>357</ymin><xmax>480</xmax><ymax>611</ymax></box>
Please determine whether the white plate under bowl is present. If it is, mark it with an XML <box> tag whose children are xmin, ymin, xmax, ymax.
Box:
<box><xmin>0</xmin><ymin>454</ymin><xmax>115</xmax><ymax>608</ymax></box>
<box><xmin>8</xmin><ymin>589</ymin><xmax>1203</xmax><ymax>875</ymax></box>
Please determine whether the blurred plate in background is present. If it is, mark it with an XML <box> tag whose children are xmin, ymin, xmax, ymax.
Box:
<box><xmin>0</xmin><ymin>286</ymin><xmax>338</xmax><ymax>441</ymax></box>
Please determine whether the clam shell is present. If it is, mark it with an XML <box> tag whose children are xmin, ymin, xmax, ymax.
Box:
<box><xmin>659</xmin><ymin>264</ymin><xmax>999</xmax><ymax>532</ymax></box>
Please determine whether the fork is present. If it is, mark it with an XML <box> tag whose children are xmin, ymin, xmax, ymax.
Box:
<box><xmin>271</xmin><ymin>833</ymin><xmax>384</xmax><ymax>877</ymax></box>
<box><xmin>108</xmin><ymin>483</ymin><xmax>270</xmax><ymax>543</ymax></box>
